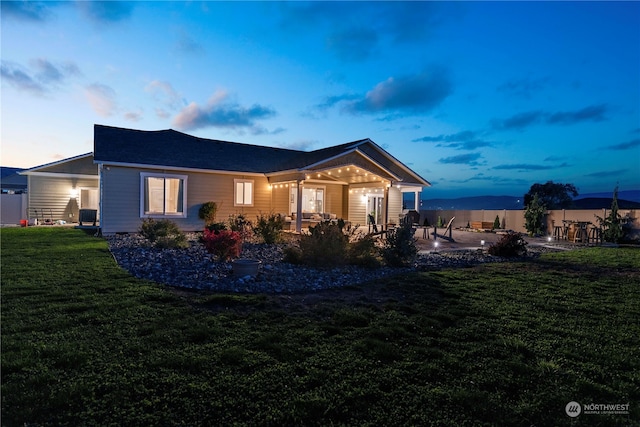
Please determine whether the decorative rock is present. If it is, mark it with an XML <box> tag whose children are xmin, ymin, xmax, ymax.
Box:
<box><xmin>106</xmin><ymin>233</ymin><xmax>563</xmax><ymax>294</ymax></box>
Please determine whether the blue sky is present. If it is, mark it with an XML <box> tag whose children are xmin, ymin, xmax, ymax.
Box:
<box><xmin>2</xmin><ymin>1</ymin><xmax>639</xmax><ymax>198</ymax></box>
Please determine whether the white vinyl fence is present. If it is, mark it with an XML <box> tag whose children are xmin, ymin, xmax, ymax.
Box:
<box><xmin>1</xmin><ymin>193</ymin><xmax>28</xmax><ymax>225</ymax></box>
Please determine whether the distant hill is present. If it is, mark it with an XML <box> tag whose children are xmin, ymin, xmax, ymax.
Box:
<box><xmin>420</xmin><ymin>191</ymin><xmax>640</xmax><ymax>210</ymax></box>
<box><xmin>572</xmin><ymin>198</ymin><xmax>640</xmax><ymax>209</ymax></box>
<box><xmin>576</xmin><ymin>190</ymin><xmax>640</xmax><ymax>203</ymax></box>
<box><xmin>420</xmin><ymin>196</ymin><xmax>524</xmax><ymax>210</ymax></box>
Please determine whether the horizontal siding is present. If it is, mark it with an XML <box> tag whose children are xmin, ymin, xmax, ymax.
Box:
<box><xmin>101</xmin><ymin>166</ymin><xmax>274</xmax><ymax>233</ymax></box>
<box><xmin>27</xmin><ymin>175</ymin><xmax>99</xmax><ymax>223</ymax></box>
<box><xmin>387</xmin><ymin>186</ymin><xmax>402</xmax><ymax>224</ymax></box>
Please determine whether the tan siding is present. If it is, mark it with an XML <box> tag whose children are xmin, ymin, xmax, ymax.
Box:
<box><xmin>28</xmin><ymin>175</ymin><xmax>98</xmax><ymax>222</ymax></box>
<box><xmin>101</xmin><ymin>166</ymin><xmax>274</xmax><ymax>233</ymax></box>
<box><xmin>271</xmin><ymin>184</ymin><xmax>291</xmax><ymax>215</ymax></box>
<box><xmin>37</xmin><ymin>155</ymin><xmax>97</xmax><ymax>175</ymax></box>
<box><xmin>387</xmin><ymin>186</ymin><xmax>403</xmax><ymax>225</ymax></box>
<box><xmin>324</xmin><ymin>183</ymin><xmax>343</xmax><ymax>217</ymax></box>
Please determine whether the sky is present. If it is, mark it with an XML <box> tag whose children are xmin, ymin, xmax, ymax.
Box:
<box><xmin>1</xmin><ymin>1</ymin><xmax>639</xmax><ymax>199</ymax></box>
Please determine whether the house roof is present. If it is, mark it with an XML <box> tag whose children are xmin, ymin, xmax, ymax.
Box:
<box><xmin>19</xmin><ymin>153</ymin><xmax>98</xmax><ymax>176</ymax></box>
<box><xmin>93</xmin><ymin>124</ymin><xmax>430</xmax><ymax>186</ymax></box>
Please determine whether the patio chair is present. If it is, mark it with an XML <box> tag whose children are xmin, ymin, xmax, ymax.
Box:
<box><xmin>368</xmin><ymin>214</ymin><xmax>378</xmax><ymax>233</ymax></box>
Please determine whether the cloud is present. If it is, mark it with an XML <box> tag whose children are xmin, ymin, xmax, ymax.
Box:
<box><xmin>326</xmin><ymin>27</ymin><xmax>378</xmax><ymax>61</ymax></box>
<box><xmin>1</xmin><ymin>61</ymin><xmax>45</xmax><ymax>95</ymax></box>
<box><xmin>492</xmin><ymin>104</ymin><xmax>609</xmax><ymax>131</ymax></box>
<box><xmin>438</xmin><ymin>152</ymin><xmax>483</xmax><ymax>166</ymax></box>
<box><xmin>1</xmin><ymin>59</ymin><xmax>80</xmax><ymax>96</ymax></box>
<box><xmin>280</xmin><ymin>2</ymin><xmax>448</xmax><ymax>61</ymax></box>
<box><xmin>497</xmin><ymin>76</ymin><xmax>550</xmax><ymax>99</ymax></box>
<box><xmin>314</xmin><ymin>94</ymin><xmax>360</xmax><ymax>112</ymax></box>
<box><xmin>605</xmin><ymin>138</ymin><xmax>640</xmax><ymax>151</ymax></box>
<box><xmin>172</xmin><ymin>90</ymin><xmax>277</xmax><ymax>132</ymax></box>
<box><xmin>449</xmin><ymin>173</ymin><xmax>529</xmax><ymax>186</ymax></box>
<box><xmin>174</xmin><ymin>30</ymin><xmax>204</xmax><ymax>54</ymax></box>
<box><xmin>77</xmin><ymin>1</ymin><xmax>134</xmax><ymax>25</ymax></box>
<box><xmin>31</xmin><ymin>58</ymin><xmax>81</xmax><ymax>83</ymax></box>
<box><xmin>145</xmin><ymin>80</ymin><xmax>183</xmax><ymax>109</ymax></box>
<box><xmin>84</xmin><ymin>83</ymin><xmax>117</xmax><ymax>117</ymax></box>
<box><xmin>546</xmin><ymin>104</ymin><xmax>608</xmax><ymax>125</ymax></box>
<box><xmin>585</xmin><ymin>169</ymin><xmax>628</xmax><ymax>178</ymax></box>
<box><xmin>338</xmin><ymin>67</ymin><xmax>452</xmax><ymax>116</ymax></box>
<box><xmin>0</xmin><ymin>1</ymin><xmax>52</xmax><ymax>22</ymax></box>
<box><xmin>543</xmin><ymin>155</ymin><xmax>568</xmax><ymax>162</ymax></box>
<box><xmin>492</xmin><ymin>110</ymin><xmax>544</xmax><ymax>131</ymax></box>
<box><xmin>492</xmin><ymin>163</ymin><xmax>569</xmax><ymax>171</ymax></box>
<box><xmin>124</xmin><ymin>111</ymin><xmax>143</xmax><ymax>122</ymax></box>
<box><xmin>413</xmin><ymin>130</ymin><xmax>493</xmax><ymax>150</ymax></box>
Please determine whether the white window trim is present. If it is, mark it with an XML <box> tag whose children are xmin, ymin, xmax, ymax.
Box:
<box><xmin>140</xmin><ymin>172</ymin><xmax>188</xmax><ymax>218</ymax></box>
<box><xmin>234</xmin><ymin>179</ymin><xmax>254</xmax><ymax>207</ymax></box>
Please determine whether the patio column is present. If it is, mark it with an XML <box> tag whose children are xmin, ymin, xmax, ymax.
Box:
<box><xmin>384</xmin><ymin>183</ymin><xmax>390</xmax><ymax>228</ymax></box>
<box><xmin>295</xmin><ymin>179</ymin><xmax>303</xmax><ymax>233</ymax></box>
<box><xmin>414</xmin><ymin>190</ymin><xmax>419</xmax><ymax>211</ymax></box>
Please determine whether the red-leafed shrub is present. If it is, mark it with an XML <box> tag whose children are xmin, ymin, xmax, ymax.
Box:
<box><xmin>488</xmin><ymin>232</ymin><xmax>527</xmax><ymax>258</ymax></box>
<box><xmin>202</xmin><ymin>229</ymin><xmax>242</xmax><ymax>261</ymax></box>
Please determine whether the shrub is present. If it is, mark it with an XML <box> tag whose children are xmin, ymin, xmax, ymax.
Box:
<box><xmin>348</xmin><ymin>234</ymin><xmax>381</xmax><ymax>268</ymax></box>
<box><xmin>198</xmin><ymin>202</ymin><xmax>218</xmax><ymax>226</ymax></box>
<box><xmin>381</xmin><ymin>223</ymin><xmax>417</xmax><ymax>267</ymax></box>
<box><xmin>493</xmin><ymin>215</ymin><xmax>501</xmax><ymax>230</ymax></box>
<box><xmin>282</xmin><ymin>245</ymin><xmax>303</xmax><ymax>264</ymax></box>
<box><xmin>206</xmin><ymin>222</ymin><xmax>228</xmax><ymax>233</ymax></box>
<box><xmin>139</xmin><ymin>218</ymin><xmax>188</xmax><ymax>249</ymax></box>
<box><xmin>228</xmin><ymin>214</ymin><xmax>252</xmax><ymax>240</ymax></box>
<box><xmin>488</xmin><ymin>232</ymin><xmax>527</xmax><ymax>258</ymax></box>
<box><xmin>524</xmin><ymin>193</ymin><xmax>546</xmax><ymax>236</ymax></box>
<box><xmin>253</xmin><ymin>212</ymin><xmax>285</xmax><ymax>244</ymax></box>
<box><xmin>297</xmin><ymin>222</ymin><xmax>350</xmax><ymax>268</ymax></box>
<box><xmin>202</xmin><ymin>228</ymin><xmax>242</xmax><ymax>261</ymax></box>
<box><xmin>596</xmin><ymin>185</ymin><xmax>623</xmax><ymax>243</ymax></box>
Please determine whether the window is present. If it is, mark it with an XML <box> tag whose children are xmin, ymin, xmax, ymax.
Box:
<box><xmin>234</xmin><ymin>179</ymin><xmax>253</xmax><ymax>206</ymax></box>
<box><xmin>140</xmin><ymin>173</ymin><xmax>187</xmax><ymax>217</ymax></box>
<box><xmin>290</xmin><ymin>186</ymin><xmax>324</xmax><ymax>213</ymax></box>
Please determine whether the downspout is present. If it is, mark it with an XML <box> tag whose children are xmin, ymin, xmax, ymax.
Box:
<box><xmin>98</xmin><ymin>163</ymin><xmax>104</xmax><ymax>235</ymax></box>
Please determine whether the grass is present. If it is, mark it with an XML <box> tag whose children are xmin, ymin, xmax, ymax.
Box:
<box><xmin>1</xmin><ymin>227</ymin><xmax>639</xmax><ymax>426</ymax></box>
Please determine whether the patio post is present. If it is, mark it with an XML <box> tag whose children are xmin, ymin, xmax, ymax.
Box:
<box><xmin>295</xmin><ymin>179</ymin><xmax>303</xmax><ymax>233</ymax></box>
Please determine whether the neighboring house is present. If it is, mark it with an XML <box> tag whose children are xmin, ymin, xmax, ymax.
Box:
<box><xmin>19</xmin><ymin>153</ymin><xmax>99</xmax><ymax>223</ymax></box>
<box><xmin>94</xmin><ymin>124</ymin><xmax>430</xmax><ymax>234</ymax></box>
<box><xmin>1</xmin><ymin>167</ymin><xmax>27</xmax><ymax>194</ymax></box>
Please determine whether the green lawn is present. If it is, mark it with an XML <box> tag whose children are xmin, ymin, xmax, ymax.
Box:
<box><xmin>2</xmin><ymin>227</ymin><xmax>639</xmax><ymax>426</ymax></box>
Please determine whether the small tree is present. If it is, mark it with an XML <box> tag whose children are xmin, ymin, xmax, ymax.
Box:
<box><xmin>524</xmin><ymin>181</ymin><xmax>578</xmax><ymax>210</ymax></box>
<box><xmin>596</xmin><ymin>186</ymin><xmax>623</xmax><ymax>243</ymax></box>
<box><xmin>381</xmin><ymin>223</ymin><xmax>417</xmax><ymax>267</ymax></box>
<box><xmin>524</xmin><ymin>193</ymin><xmax>546</xmax><ymax>236</ymax></box>
<box><xmin>253</xmin><ymin>212</ymin><xmax>285</xmax><ymax>244</ymax></box>
<box><xmin>198</xmin><ymin>202</ymin><xmax>218</xmax><ymax>226</ymax></box>
<box><xmin>492</xmin><ymin>215</ymin><xmax>501</xmax><ymax>230</ymax></box>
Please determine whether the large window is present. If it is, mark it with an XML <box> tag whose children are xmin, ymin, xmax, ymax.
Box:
<box><xmin>140</xmin><ymin>173</ymin><xmax>187</xmax><ymax>217</ymax></box>
<box><xmin>290</xmin><ymin>186</ymin><xmax>324</xmax><ymax>213</ymax></box>
<box><xmin>234</xmin><ymin>179</ymin><xmax>254</xmax><ymax>206</ymax></box>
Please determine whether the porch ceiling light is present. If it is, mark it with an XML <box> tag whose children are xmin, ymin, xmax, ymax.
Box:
<box><xmin>70</xmin><ymin>188</ymin><xmax>79</xmax><ymax>199</ymax></box>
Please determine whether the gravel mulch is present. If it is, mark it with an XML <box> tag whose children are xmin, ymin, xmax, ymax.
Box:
<box><xmin>106</xmin><ymin>233</ymin><xmax>567</xmax><ymax>294</ymax></box>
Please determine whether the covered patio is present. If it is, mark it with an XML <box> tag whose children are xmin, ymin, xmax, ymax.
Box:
<box><xmin>267</xmin><ymin>141</ymin><xmax>427</xmax><ymax>233</ymax></box>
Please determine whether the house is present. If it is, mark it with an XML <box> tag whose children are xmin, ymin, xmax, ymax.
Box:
<box><xmin>1</xmin><ymin>167</ymin><xmax>28</xmax><ymax>194</ymax></box>
<box><xmin>19</xmin><ymin>153</ymin><xmax>99</xmax><ymax>224</ymax></box>
<box><xmin>24</xmin><ymin>124</ymin><xmax>430</xmax><ymax>234</ymax></box>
